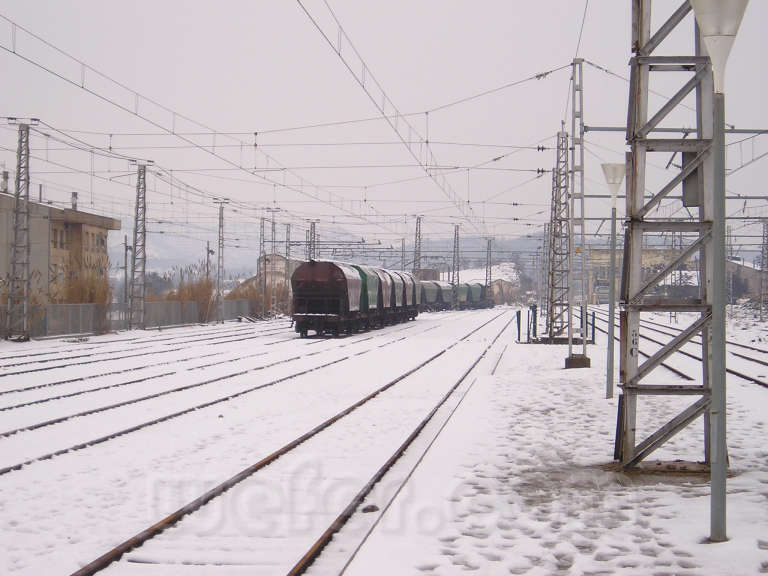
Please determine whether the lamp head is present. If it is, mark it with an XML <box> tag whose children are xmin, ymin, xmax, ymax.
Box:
<box><xmin>601</xmin><ymin>163</ymin><xmax>625</xmax><ymax>207</ymax></box>
<box><xmin>689</xmin><ymin>0</ymin><xmax>749</xmax><ymax>93</ymax></box>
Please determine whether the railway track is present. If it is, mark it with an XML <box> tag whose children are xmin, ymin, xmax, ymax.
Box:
<box><xmin>0</xmin><ymin>317</ymin><xmax>456</xmax><ymax>475</ymax></box>
<box><xmin>0</xmin><ymin>319</ymin><xmax>289</xmax><ymax>365</ymax></box>
<box><xmin>68</xmin><ymin>310</ymin><xmax>512</xmax><ymax>576</ymax></box>
<box><xmin>0</xmin><ymin>315</ymin><xmax>427</xmax><ymax>410</ymax></box>
<box><xmin>590</xmin><ymin>308</ymin><xmax>768</xmax><ymax>389</ymax></box>
<box><xmin>0</xmin><ymin>323</ymin><xmax>288</xmax><ymax>377</ymax></box>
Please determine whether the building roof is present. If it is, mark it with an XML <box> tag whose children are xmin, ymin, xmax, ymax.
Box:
<box><xmin>0</xmin><ymin>192</ymin><xmax>121</xmax><ymax>230</ymax></box>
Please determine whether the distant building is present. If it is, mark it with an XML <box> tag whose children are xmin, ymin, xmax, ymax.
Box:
<box><xmin>413</xmin><ymin>268</ymin><xmax>440</xmax><ymax>281</ymax></box>
<box><xmin>257</xmin><ymin>253</ymin><xmax>304</xmax><ymax>291</ymax></box>
<box><xmin>0</xmin><ymin>193</ymin><xmax>121</xmax><ymax>303</ymax></box>
<box><xmin>586</xmin><ymin>247</ymin><xmax>763</xmax><ymax>304</ymax></box>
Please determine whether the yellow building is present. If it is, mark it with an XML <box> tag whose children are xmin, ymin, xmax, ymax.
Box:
<box><xmin>1</xmin><ymin>194</ymin><xmax>120</xmax><ymax>303</ymax></box>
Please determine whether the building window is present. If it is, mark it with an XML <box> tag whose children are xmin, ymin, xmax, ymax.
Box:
<box><xmin>52</xmin><ymin>229</ymin><xmax>58</xmax><ymax>249</ymax></box>
<box><xmin>60</xmin><ymin>229</ymin><xmax>66</xmax><ymax>250</ymax></box>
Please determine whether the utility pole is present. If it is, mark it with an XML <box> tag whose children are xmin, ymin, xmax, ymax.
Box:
<box><xmin>546</xmin><ymin>128</ymin><xmax>570</xmax><ymax>342</ymax></box>
<box><xmin>267</xmin><ymin>207</ymin><xmax>279</xmax><ymax>315</ymax></box>
<box><xmin>401</xmin><ymin>238</ymin><xmax>405</xmax><ymax>271</ymax></box>
<box><xmin>566</xmin><ymin>58</ymin><xmax>589</xmax><ymax>368</ymax></box>
<box><xmin>761</xmin><ymin>220</ymin><xmax>768</xmax><ymax>321</ymax></box>
<box><xmin>285</xmin><ymin>223</ymin><xmax>291</xmax><ymax>306</ymax></box>
<box><xmin>305</xmin><ymin>229</ymin><xmax>311</xmax><ymax>260</ymax></box>
<box><xmin>412</xmin><ymin>215</ymin><xmax>422</xmax><ymax>276</ymax></box>
<box><xmin>214</xmin><ymin>200</ymin><xmax>227</xmax><ymax>323</ymax></box>
<box><xmin>309</xmin><ymin>221</ymin><xmax>318</xmax><ymax>260</ymax></box>
<box><xmin>123</xmin><ymin>235</ymin><xmax>130</xmax><ymax>305</ymax></box>
<box><xmin>541</xmin><ymin>223</ymin><xmax>551</xmax><ymax>314</ymax></box>
<box><xmin>260</xmin><ymin>216</ymin><xmax>266</xmax><ymax>316</ymax></box>
<box><xmin>6</xmin><ymin>123</ymin><xmax>31</xmax><ymax>341</ymax></box>
<box><xmin>451</xmin><ymin>224</ymin><xmax>460</xmax><ymax>309</ymax></box>
<box><xmin>726</xmin><ymin>225</ymin><xmax>733</xmax><ymax>312</ymax></box>
<box><xmin>129</xmin><ymin>164</ymin><xmax>148</xmax><ymax>330</ymax></box>
<box><xmin>485</xmin><ymin>237</ymin><xmax>492</xmax><ymax>289</ymax></box>
<box><xmin>205</xmin><ymin>240</ymin><xmax>213</xmax><ymax>281</ymax></box>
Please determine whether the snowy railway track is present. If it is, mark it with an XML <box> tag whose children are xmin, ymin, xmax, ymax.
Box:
<box><xmin>0</xmin><ymin>323</ymin><xmax>289</xmax><ymax>377</ymax></box>
<box><xmin>67</xmin><ymin>310</ymin><xmax>511</xmax><ymax>576</ymax></box>
<box><xmin>590</xmin><ymin>309</ymin><xmax>768</xmax><ymax>389</ymax></box>
<box><xmin>0</xmin><ymin>317</ymin><xmax>426</xmax><ymax>410</ymax></box>
<box><xmin>0</xmin><ymin>320</ymin><xmax>286</xmax><ymax>364</ymax></box>
<box><xmin>585</xmin><ymin>310</ymin><xmax>694</xmax><ymax>381</ymax></box>
<box><xmin>0</xmin><ymin>318</ymin><xmax>448</xmax><ymax>476</ymax></box>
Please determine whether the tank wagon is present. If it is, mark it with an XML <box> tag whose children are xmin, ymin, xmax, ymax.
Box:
<box><xmin>291</xmin><ymin>260</ymin><xmax>419</xmax><ymax>337</ymax></box>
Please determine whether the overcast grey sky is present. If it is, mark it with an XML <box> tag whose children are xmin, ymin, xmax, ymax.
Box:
<box><xmin>1</xmin><ymin>1</ymin><xmax>766</xmax><ymax>268</ymax></box>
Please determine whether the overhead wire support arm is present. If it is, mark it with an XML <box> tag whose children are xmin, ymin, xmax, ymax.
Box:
<box><xmin>296</xmin><ymin>0</ymin><xmax>482</xmax><ymax>233</ymax></box>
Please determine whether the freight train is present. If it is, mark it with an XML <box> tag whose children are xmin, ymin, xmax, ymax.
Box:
<box><xmin>291</xmin><ymin>260</ymin><xmax>420</xmax><ymax>337</ymax></box>
<box><xmin>291</xmin><ymin>260</ymin><xmax>493</xmax><ymax>337</ymax></box>
<box><xmin>419</xmin><ymin>280</ymin><xmax>494</xmax><ymax>311</ymax></box>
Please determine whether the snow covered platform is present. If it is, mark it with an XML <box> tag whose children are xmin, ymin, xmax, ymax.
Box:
<box><xmin>320</xmin><ymin>309</ymin><xmax>768</xmax><ymax>576</ymax></box>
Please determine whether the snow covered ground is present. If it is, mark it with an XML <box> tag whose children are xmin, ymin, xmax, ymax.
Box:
<box><xmin>460</xmin><ymin>262</ymin><xmax>519</xmax><ymax>285</ymax></box>
<box><xmin>0</xmin><ymin>305</ymin><xmax>766</xmax><ymax>575</ymax></box>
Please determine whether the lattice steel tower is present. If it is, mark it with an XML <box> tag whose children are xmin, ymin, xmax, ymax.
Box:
<box><xmin>129</xmin><ymin>164</ymin><xmax>147</xmax><ymax>330</ymax></box>
<box><xmin>451</xmin><ymin>224</ymin><xmax>460</xmax><ymax>308</ymax></box>
<box><xmin>309</xmin><ymin>221</ymin><xmax>317</xmax><ymax>260</ymax></box>
<box><xmin>485</xmin><ymin>237</ymin><xmax>492</xmax><ymax>288</ymax></box>
<box><xmin>285</xmin><ymin>223</ymin><xmax>291</xmax><ymax>297</ymax></box>
<box><xmin>567</xmin><ymin>58</ymin><xmax>589</xmax><ymax>364</ymax></box>
<box><xmin>761</xmin><ymin>220</ymin><xmax>768</xmax><ymax>321</ymax></box>
<box><xmin>617</xmin><ymin>1</ymin><xmax>720</xmax><ymax>471</ymax></box>
<box><xmin>412</xmin><ymin>215</ymin><xmax>422</xmax><ymax>274</ymax></box>
<box><xmin>215</xmin><ymin>201</ymin><xmax>226</xmax><ymax>323</ymax></box>
<box><xmin>259</xmin><ymin>216</ymin><xmax>266</xmax><ymax>316</ymax></box>
<box><xmin>6</xmin><ymin>124</ymin><xmax>31</xmax><ymax>340</ymax></box>
<box><xmin>546</xmin><ymin>129</ymin><xmax>570</xmax><ymax>341</ymax></box>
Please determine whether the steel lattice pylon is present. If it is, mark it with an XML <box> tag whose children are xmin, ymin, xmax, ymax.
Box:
<box><xmin>6</xmin><ymin>124</ymin><xmax>31</xmax><ymax>341</ymax></box>
<box><xmin>260</xmin><ymin>216</ymin><xmax>266</xmax><ymax>316</ymax></box>
<box><xmin>412</xmin><ymin>216</ymin><xmax>422</xmax><ymax>274</ymax></box>
<box><xmin>760</xmin><ymin>220</ymin><xmax>768</xmax><ymax>321</ymax></box>
<box><xmin>309</xmin><ymin>221</ymin><xmax>317</xmax><ymax>260</ymax></box>
<box><xmin>568</xmin><ymin>58</ymin><xmax>588</xmax><ymax>360</ymax></box>
<box><xmin>485</xmin><ymin>237</ymin><xmax>492</xmax><ymax>289</ymax></box>
<box><xmin>451</xmin><ymin>224</ymin><xmax>460</xmax><ymax>308</ymax></box>
<box><xmin>617</xmin><ymin>1</ymin><xmax>719</xmax><ymax>470</ymax></box>
<box><xmin>285</xmin><ymin>223</ymin><xmax>291</xmax><ymax>296</ymax></box>
<box><xmin>129</xmin><ymin>165</ymin><xmax>147</xmax><ymax>330</ymax></box>
<box><xmin>215</xmin><ymin>202</ymin><xmax>225</xmax><ymax>323</ymax></box>
<box><xmin>546</xmin><ymin>130</ymin><xmax>570</xmax><ymax>340</ymax></box>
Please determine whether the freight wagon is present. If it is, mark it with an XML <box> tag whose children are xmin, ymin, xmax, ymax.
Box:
<box><xmin>291</xmin><ymin>260</ymin><xmax>419</xmax><ymax>337</ymax></box>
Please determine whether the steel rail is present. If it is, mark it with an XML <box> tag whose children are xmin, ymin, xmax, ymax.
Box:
<box><xmin>591</xmin><ymin>309</ymin><xmax>768</xmax><ymax>389</ymax></box>
<box><xmin>67</xmin><ymin>310</ymin><xmax>508</xmax><ymax>576</ymax></box>
<box><xmin>0</xmin><ymin>319</ymin><xmax>450</xmax><ymax>475</ymax></box>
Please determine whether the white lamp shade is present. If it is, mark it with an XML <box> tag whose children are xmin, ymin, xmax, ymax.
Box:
<box><xmin>601</xmin><ymin>163</ymin><xmax>625</xmax><ymax>207</ymax></box>
<box><xmin>689</xmin><ymin>0</ymin><xmax>749</xmax><ymax>93</ymax></box>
